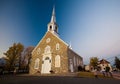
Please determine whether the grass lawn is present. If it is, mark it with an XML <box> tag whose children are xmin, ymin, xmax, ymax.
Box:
<box><xmin>77</xmin><ymin>71</ymin><xmax>113</xmax><ymax>79</ymax></box>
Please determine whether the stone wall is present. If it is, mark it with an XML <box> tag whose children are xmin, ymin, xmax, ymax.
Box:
<box><xmin>29</xmin><ymin>32</ymin><xmax>69</xmax><ymax>74</ymax></box>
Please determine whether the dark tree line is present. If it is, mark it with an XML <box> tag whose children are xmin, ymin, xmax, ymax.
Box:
<box><xmin>114</xmin><ymin>57</ymin><xmax>120</xmax><ymax>70</ymax></box>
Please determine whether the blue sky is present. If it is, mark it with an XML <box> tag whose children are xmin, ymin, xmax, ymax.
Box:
<box><xmin>0</xmin><ymin>0</ymin><xmax>120</xmax><ymax>64</ymax></box>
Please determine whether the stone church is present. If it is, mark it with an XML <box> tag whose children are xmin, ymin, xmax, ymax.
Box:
<box><xmin>29</xmin><ymin>7</ymin><xmax>83</xmax><ymax>75</ymax></box>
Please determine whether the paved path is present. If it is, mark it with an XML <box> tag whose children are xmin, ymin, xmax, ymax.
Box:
<box><xmin>0</xmin><ymin>75</ymin><xmax>120</xmax><ymax>84</ymax></box>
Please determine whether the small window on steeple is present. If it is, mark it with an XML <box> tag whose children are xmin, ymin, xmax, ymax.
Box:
<box><xmin>55</xmin><ymin>26</ymin><xmax>57</xmax><ymax>32</ymax></box>
<box><xmin>49</xmin><ymin>25</ymin><xmax>52</xmax><ymax>30</ymax></box>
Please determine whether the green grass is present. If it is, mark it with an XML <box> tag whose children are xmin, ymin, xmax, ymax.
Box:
<box><xmin>77</xmin><ymin>71</ymin><xmax>113</xmax><ymax>79</ymax></box>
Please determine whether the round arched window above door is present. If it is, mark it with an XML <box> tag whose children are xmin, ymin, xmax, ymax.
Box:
<box><xmin>44</xmin><ymin>45</ymin><xmax>51</xmax><ymax>54</ymax></box>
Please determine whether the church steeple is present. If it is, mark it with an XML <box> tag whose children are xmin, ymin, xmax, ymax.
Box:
<box><xmin>48</xmin><ymin>6</ymin><xmax>59</xmax><ymax>37</ymax></box>
<box><xmin>50</xmin><ymin>7</ymin><xmax>56</xmax><ymax>23</ymax></box>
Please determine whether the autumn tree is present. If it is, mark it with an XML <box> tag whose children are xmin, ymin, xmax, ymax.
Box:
<box><xmin>90</xmin><ymin>57</ymin><xmax>99</xmax><ymax>69</ymax></box>
<box><xmin>114</xmin><ymin>57</ymin><xmax>120</xmax><ymax>70</ymax></box>
<box><xmin>21</xmin><ymin>46</ymin><xmax>34</xmax><ymax>71</ymax></box>
<box><xmin>4</xmin><ymin>43</ymin><xmax>24</xmax><ymax>71</ymax></box>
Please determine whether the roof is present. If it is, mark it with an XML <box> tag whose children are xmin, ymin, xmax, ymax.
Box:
<box><xmin>99</xmin><ymin>59</ymin><xmax>110</xmax><ymax>64</ymax></box>
<box><xmin>32</xmin><ymin>31</ymin><xmax>69</xmax><ymax>54</ymax></box>
<box><xmin>68</xmin><ymin>48</ymin><xmax>83</xmax><ymax>59</ymax></box>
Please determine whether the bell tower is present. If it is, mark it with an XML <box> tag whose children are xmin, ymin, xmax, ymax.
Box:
<box><xmin>47</xmin><ymin>7</ymin><xmax>59</xmax><ymax>36</ymax></box>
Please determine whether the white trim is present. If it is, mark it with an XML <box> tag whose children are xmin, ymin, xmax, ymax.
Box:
<box><xmin>55</xmin><ymin>55</ymin><xmax>61</xmax><ymax>67</ymax></box>
<box><xmin>34</xmin><ymin>58</ymin><xmax>40</xmax><ymax>69</ymax></box>
<box><xmin>32</xmin><ymin>32</ymin><xmax>48</xmax><ymax>55</ymax></box>
<box><xmin>44</xmin><ymin>45</ymin><xmax>51</xmax><ymax>54</ymax></box>
<box><xmin>41</xmin><ymin>53</ymin><xmax>52</xmax><ymax>74</ymax></box>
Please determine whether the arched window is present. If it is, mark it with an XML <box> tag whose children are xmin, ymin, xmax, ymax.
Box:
<box><xmin>78</xmin><ymin>60</ymin><xmax>81</xmax><ymax>65</ymax></box>
<box><xmin>55</xmin><ymin>55</ymin><xmax>60</xmax><ymax>67</ymax></box>
<box><xmin>45</xmin><ymin>57</ymin><xmax>50</xmax><ymax>60</ymax></box>
<box><xmin>44</xmin><ymin>57</ymin><xmax>51</xmax><ymax>63</ymax></box>
<box><xmin>34</xmin><ymin>58</ymin><xmax>40</xmax><ymax>69</ymax></box>
<box><xmin>49</xmin><ymin>25</ymin><xmax>52</xmax><ymax>30</ymax></box>
<box><xmin>73</xmin><ymin>56</ymin><xmax>76</xmax><ymax>66</ymax></box>
<box><xmin>44</xmin><ymin>45</ymin><xmax>51</xmax><ymax>54</ymax></box>
<box><xmin>55</xmin><ymin>26</ymin><xmax>57</xmax><ymax>32</ymax></box>
<box><xmin>56</xmin><ymin>43</ymin><xmax>60</xmax><ymax>50</ymax></box>
<box><xmin>77</xmin><ymin>58</ymin><xmax>80</xmax><ymax>66</ymax></box>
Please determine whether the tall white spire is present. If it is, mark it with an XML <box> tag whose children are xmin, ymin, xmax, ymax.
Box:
<box><xmin>50</xmin><ymin>6</ymin><xmax>56</xmax><ymax>23</ymax></box>
<box><xmin>47</xmin><ymin>6</ymin><xmax>59</xmax><ymax>37</ymax></box>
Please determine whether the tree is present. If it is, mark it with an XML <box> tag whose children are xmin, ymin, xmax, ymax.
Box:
<box><xmin>21</xmin><ymin>46</ymin><xmax>34</xmax><ymax>71</ymax></box>
<box><xmin>114</xmin><ymin>57</ymin><xmax>120</xmax><ymax>70</ymax></box>
<box><xmin>4</xmin><ymin>43</ymin><xmax>24</xmax><ymax>71</ymax></box>
<box><xmin>90</xmin><ymin>57</ymin><xmax>99</xmax><ymax>69</ymax></box>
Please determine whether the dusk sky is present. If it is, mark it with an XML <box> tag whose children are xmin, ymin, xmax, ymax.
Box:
<box><xmin>0</xmin><ymin>0</ymin><xmax>120</xmax><ymax>64</ymax></box>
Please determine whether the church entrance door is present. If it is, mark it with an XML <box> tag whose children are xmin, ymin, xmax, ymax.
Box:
<box><xmin>70</xmin><ymin>64</ymin><xmax>74</xmax><ymax>72</ymax></box>
<box><xmin>41</xmin><ymin>57</ymin><xmax>51</xmax><ymax>74</ymax></box>
<box><xmin>69</xmin><ymin>59</ymin><xmax>74</xmax><ymax>72</ymax></box>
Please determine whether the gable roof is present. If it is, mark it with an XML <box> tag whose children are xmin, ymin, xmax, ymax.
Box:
<box><xmin>68</xmin><ymin>48</ymin><xmax>82</xmax><ymax>59</ymax></box>
<box><xmin>32</xmin><ymin>31</ymin><xmax>69</xmax><ymax>54</ymax></box>
<box><xmin>99</xmin><ymin>59</ymin><xmax>110</xmax><ymax>64</ymax></box>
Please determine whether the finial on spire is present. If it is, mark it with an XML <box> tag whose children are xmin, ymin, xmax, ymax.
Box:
<box><xmin>51</xmin><ymin>6</ymin><xmax>56</xmax><ymax>23</ymax></box>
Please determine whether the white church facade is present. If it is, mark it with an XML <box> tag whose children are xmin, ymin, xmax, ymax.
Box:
<box><xmin>29</xmin><ymin>7</ymin><xmax>83</xmax><ymax>75</ymax></box>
